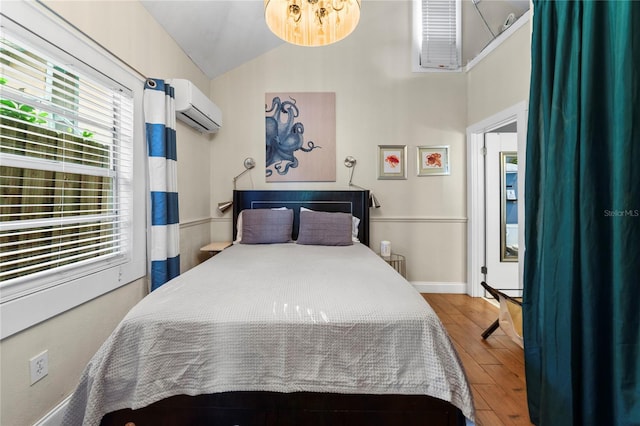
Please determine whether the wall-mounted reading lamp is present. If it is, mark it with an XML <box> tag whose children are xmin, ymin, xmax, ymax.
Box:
<box><xmin>217</xmin><ymin>157</ymin><xmax>256</xmax><ymax>213</ymax></box>
<box><xmin>344</xmin><ymin>156</ymin><xmax>381</xmax><ymax>208</ymax></box>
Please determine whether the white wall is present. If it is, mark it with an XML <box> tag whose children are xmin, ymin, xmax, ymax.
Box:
<box><xmin>0</xmin><ymin>2</ymin><xmax>212</xmax><ymax>425</ymax></box>
<box><xmin>0</xmin><ymin>279</ymin><xmax>146</xmax><ymax>425</ymax></box>
<box><xmin>209</xmin><ymin>1</ymin><xmax>469</xmax><ymax>287</ymax></box>
<box><xmin>466</xmin><ymin>20</ymin><xmax>531</xmax><ymax>125</ymax></box>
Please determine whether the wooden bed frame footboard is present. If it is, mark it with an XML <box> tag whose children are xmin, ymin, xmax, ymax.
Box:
<box><xmin>101</xmin><ymin>392</ymin><xmax>466</xmax><ymax>426</ymax></box>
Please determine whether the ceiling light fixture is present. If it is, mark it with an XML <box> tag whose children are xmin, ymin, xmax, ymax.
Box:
<box><xmin>265</xmin><ymin>0</ymin><xmax>361</xmax><ymax>47</ymax></box>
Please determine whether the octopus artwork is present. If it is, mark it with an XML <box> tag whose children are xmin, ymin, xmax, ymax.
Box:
<box><xmin>385</xmin><ymin>154</ymin><xmax>401</xmax><ymax>168</ymax></box>
<box><xmin>425</xmin><ymin>152</ymin><xmax>442</xmax><ymax>168</ymax></box>
<box><xmin>265</xmin><ymin>96</ymin><xmax>321</xmax><ymax>177</ymax></box>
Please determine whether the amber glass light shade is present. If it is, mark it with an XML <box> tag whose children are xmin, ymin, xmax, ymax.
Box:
<box><xmin>265</xmin><ymin>0</ymin><xmax>361</xmax><ymax>47</ymax></box>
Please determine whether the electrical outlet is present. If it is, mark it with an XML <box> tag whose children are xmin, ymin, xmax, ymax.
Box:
<box><xmin>29</xmin><ymin>350</ymin><xmax>48</xmax><ymax>385</ymax></box>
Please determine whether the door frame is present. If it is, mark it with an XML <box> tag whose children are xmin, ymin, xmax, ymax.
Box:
<box><xmin>466</xmin><ymin>101</ymin><xmax>528</xmax><ymax>297</ymax></box>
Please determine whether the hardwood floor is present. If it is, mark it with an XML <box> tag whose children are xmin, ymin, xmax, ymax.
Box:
<box><xmin>422</xmin><ymin>293</ymin><xmax>533</xmax><ymax>426</ymax></box>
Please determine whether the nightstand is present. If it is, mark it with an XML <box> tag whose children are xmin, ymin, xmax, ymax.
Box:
<box><xmin>200</xmin><ymin>241</ymin><xmax>232</xmax><ymax>256</ymax></box>
<box><xmin>379</xmin><ymin>253</ymin><xmax>406</xmax><ymax>278</ymax></box>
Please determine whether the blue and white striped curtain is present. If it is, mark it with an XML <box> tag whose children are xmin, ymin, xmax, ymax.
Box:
<box><xmin>144</xmin><ymin>79</ymin><xmax>180</xmax><ymax>291</ymax></box>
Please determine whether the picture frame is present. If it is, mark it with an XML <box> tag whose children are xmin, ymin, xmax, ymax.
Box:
<box><xmin>265</xmin><ymin>92</ymin><xmax>336</xmax><ymax>182</ymax></box>
<box><xmin>417</xmin><ymin>145</ymin><xmax>450</xmax><ymax>176</ymax></box>
<box><xmin>377</xmin><ymin>145</ymin><xmax>407</xmax><ymax>180</ymax></box>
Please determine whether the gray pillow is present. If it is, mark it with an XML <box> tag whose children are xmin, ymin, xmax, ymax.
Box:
<box><xmin>297</xmin><ymin>210</ymin><xmax>353</xmax><ymax>246</ymax></box>
<box><xmin>240</xmin><ymin>209</ymin><xmax>294</xmax><ymax>244</ymax></box>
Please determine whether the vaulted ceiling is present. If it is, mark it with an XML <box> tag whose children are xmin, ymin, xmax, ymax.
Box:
<box><xmin>141</xmin><ymin>0</ymin><xmax>530</xmax><ymax>80</ymax></box>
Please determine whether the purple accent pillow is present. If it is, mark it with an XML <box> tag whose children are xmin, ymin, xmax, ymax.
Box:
<box><xmin>240</xmin><ymin>209</ymin><xmax>294</xmax><ymax>244</ymax></box>
<box><xmin>297</xmin><ymin>210</ymin><xmax>353</xmax><ymax>246</ymax></box>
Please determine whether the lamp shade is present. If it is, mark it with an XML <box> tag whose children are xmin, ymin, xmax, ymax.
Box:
<box><xmin>217</xmin><ymin>201</ymin><xmax>233</xmax><ymax>213</ymax></box>
<box><xmin>265</xmin><ymin>0</ymin><xmax>361</xmax><ymax>47</ymax></box>
<box><xmin>369</xmin><ymin>192</ymin><xmax>381</xmax><ymax>208</ymax></box>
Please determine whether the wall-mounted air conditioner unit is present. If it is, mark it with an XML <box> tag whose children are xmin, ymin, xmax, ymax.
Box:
<box><xmin>169</xmin><ymin>79</ymin><xmax>222</xmax><ymax>133</ymax></box>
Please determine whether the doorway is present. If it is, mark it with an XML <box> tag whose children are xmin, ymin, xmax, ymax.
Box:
<box><xmin>467</xmin><ymin>102</ymin><xmax>528</xmax><ymax>297</ymax></box>
<box><xmin>485</xmin><ymin>129</ymin><xmax>519</xmax><ymax>294</ymax></box>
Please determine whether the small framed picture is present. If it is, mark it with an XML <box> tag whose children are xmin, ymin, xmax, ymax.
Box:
<box><xmin>417</xmin><ymin>146</ymin><xmax>450</xmax><ymax>176</ymax></box>
<box><xmin>377</xmin><ymin>145</ymin><xmax>407</xmax><ymax>180</ymax></box>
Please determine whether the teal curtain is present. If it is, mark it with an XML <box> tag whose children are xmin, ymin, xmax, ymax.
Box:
<box><xmin>524</xmin><ymin>1</ymin><xmax>640</xmax><ymax>425</ymax></box>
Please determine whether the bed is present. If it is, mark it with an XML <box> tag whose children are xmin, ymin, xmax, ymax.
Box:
<box><xmin>63</xmin><ymin>190</ymin><xmax>475</xmax><ymax>426</ymax></box>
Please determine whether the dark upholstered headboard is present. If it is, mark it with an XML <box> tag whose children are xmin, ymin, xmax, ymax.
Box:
<box><xmin>233</xmin><ymin>190</ymin><xmax>370</xmax><ymax>247</ymax></box>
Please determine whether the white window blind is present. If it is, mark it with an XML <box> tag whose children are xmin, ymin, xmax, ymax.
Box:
<box><xmin>0</xmin><ymin>33</ymin><xmax>134</xmax><ymax>294</ymax></box>
<box><xmin>420</xmin><ymin>0</ymin><xmax>461</xmax><ymax>70</ymax></box>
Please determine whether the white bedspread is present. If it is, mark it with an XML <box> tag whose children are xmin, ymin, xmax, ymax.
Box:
<box><xmin>63</xmin><ymin>243</ymin><xmax>475</xmax><ymax>425</ymax></box>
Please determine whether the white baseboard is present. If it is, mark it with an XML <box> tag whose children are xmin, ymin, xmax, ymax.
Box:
<box><xmin>411</xmin><ymin>281</ymin><xmax>468</xmax><ymax>294</ymax></box>
<box><xmin>34</xmin><ymin>395</ymin><xmax>70</xmax><ymax>426</ymax></box>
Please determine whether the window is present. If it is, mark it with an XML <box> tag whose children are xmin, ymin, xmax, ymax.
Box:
<box><xmin>412</xmin><ymin>0</ymin><xmax>461</xmax><ymax>72</ymax></box>
<box><xmin>0</xmin><ymin>2</ymin><xmax>146</xmax><ymax>338</ymax></box>
<box><xmin>1</xmin><ymin>35</ymin><xmax>133</xmax><ymax>287</ymax></box>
